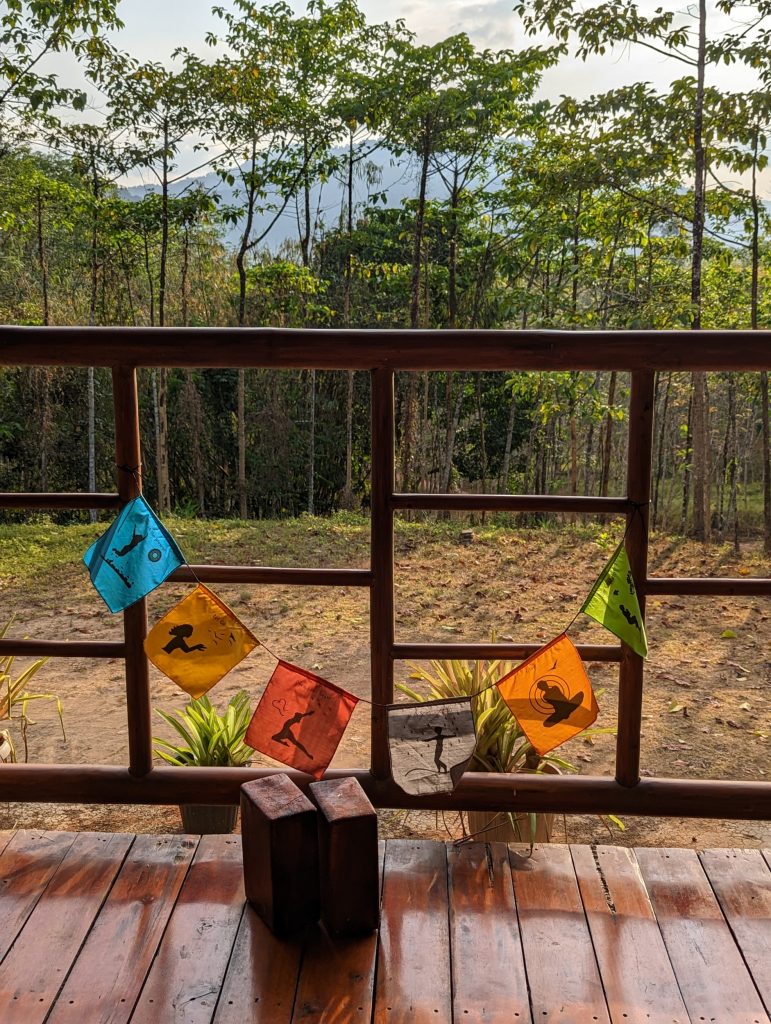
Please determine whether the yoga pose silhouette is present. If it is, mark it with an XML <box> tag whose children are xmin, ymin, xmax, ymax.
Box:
<box><xmin>113</xmin><ymin>527</ymin><xmax>146</xmax><ymax>558</ymax></box>
<box><xmin>430</xmin><ymin>726</ymin><xmax>449</xmax><ymax>773</ymax></box>
<box><xmin>272</xmin><ymin>710</ymin><xmax>315</xmax><ymax>759</ymax></box>
<box><xmin>536</xmin><ymin>680</ymin><xmax>583</xmax><ymax>727</ymax></box>
<box><xmin>162</xmin><ymin>623</ymin><xmax>206</xmax><ymax>655</ymax></box>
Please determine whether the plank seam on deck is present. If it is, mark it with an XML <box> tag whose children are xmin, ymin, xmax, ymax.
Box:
<box><xmin>1</xmin><ymin>835</ymin><xmax>769</xmax><ymax>1023</ymax></box>
<box><xmin>47</xmin><ymin>834</ymin><xmax>137</xmax><ymax>1022</ymax></box>
<box><xmin>127</xmin><ymin>834</ymin><xmax>202</xmax><ymax>1023</ymax></box>
<box><xmin>698</xmin><ymin>848</ymin><xmax>771</xmax><ymax>1020</ymax></box>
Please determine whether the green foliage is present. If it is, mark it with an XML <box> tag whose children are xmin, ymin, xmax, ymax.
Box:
<box><xmin>398</xmin><ymin>656</ymin><xmax>574</xmax><ymax>775</ymax></box>
<box><xmin>0</xmin><ymin>616</ymin><xmax>65</xmax><ymax>762</ymax></box>
<box><xmin>0</xmin><ymin>1</ymin><xmax>769</xmax><ymax>541</ymax></box>
<box><xmin>153</xmin><ymin>691</ymin><xmax>255</xmax><ymax>767</ymax></box>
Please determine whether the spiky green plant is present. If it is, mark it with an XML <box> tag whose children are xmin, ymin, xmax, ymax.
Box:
<box><xmin>0</xmin><ymin>616</ymin><xmax>65</xmax><ymax>762</ymax></box>
<box><xmin>153</xmin><ymin>691</ymin><xmax>254</xmax><ymax>767</ymax></box>
<box><xmin>398</xmin><ymin>657</ymin><xmax>576</xmax><ymax>776</ymax></box>
<box><xmin>398</xmin><ymin>654</ymin><xmax>622</xmax><ymax>844</ymax></box>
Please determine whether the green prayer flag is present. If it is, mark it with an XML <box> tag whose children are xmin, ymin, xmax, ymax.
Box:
<box><xmin>581</xmin><ymin>543</ymin><xmax>648</xmax><ymax>658</ymax></box>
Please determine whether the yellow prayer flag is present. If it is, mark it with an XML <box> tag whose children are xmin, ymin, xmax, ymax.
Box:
<box><xmin>144</xmin><ymin>584</ymin><xmax>258</xmax><ymax>698</ymax></box>
<box><xmin>496</xmin><ymin>633</ymin><xmax>598</xmax><ymax>756</ymax></box>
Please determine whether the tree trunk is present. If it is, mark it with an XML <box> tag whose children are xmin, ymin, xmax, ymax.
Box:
<box><xmin>87</xmin><ymin>368</ymin><xmax>96</xmax><ymax>517</ymax></box>
<box><xmin>237</xmin><ymin>370</ymin><xmax>247</xmax><ymax>518</ymax></box>
<box><xmin>159</xmin><ymin>119</ymin><xmax>169</xmax><ymax>328</ymax></box>
<box><xmin>448</xmin><ymin>167</ymin><xmax>459</xmax><ymax>328</ymax></box>
<box><xmin>652</xmin><ymin>372</ymin><xmax>672</xmax><ymax>530</ymax></box>
<box><xmin>761</xmin><ymin>372</ymin><xmax>771</xmax><ymax>555</ymax></box>
<box><xmin>87</xmin><ymin>150</ymin><xmax>99</xmax><ymax>522</ymax></box>
<box><xmin>35</xmin><ymin>186</ymin><xmax>49</xmax><ymax>326</ymax></box>
<box><xmin>155</xmin><ymin>127</ymin><xmax>171</xmax><ymax>515</ymax></box>
<box><xmin>600</xmin><ymin>371</ymin><xmax>617</xmax><ymax>497</ymax></box>
<box><xmin>236</xmin><ymin>142</ymin><xmax>258</xmax><ymax>520</ymax></box>
<box><xmin>500</xmin><ymin>389</ymin><xmax>518</xmax><ymax>493</ymax></box>
<box><xmin>680</xmin><ymin>391</ymin><xmax>693</xmax><ymax>535</ymax></box>
<box><xmin>307</xmin><ymin>369</ymin><xmax>315</xmax><ymax>515</ymax></box>
<box><xmin>727</xmin><ymin>373</ymin><xmax>739</xmax><ymax>553</ymax></box>
<box><xmin>409</xmin><ymin>116</ymin><xmax>432</xmax><ymax>330</ymax></box>
<box><xmin>475</xmin><ymin>373</ymin><xmax>488</xmax><ymax>487</ymax></box>
<box><xmin>341</xmin><ymin>132</ymin><xmax>355</xmax><ymax>508</ymax></box>
<box><xmin>689</xmin><ymin>0</ymin><xmax>710</xmax><ymax>541</ymax></box>
<box><xmin>441</xmin><ymin>372</ymin><xmax>466</xmax><ymax>492</ymax></box>
<box><xmin>691</xmin><ymin>372</ymin><xmax>710</xmax><ymax>541</ymax></box>
<box><xmin>301</xmin><ymin>135</ymin><xmax>312</xmax><ymax>268</ymax></box>
<box><xmin>400</xmin><ymin>375</ymin><xmax>418</xmax><ymax>491</ymax></box>
<box><xmin>749</xmin><ymin>129</ymin><xmax>770</xmax><ymax>553</ymax></box>
<box><xmin>571</xmin><ymin>191</ymin><xmax>582</xmax><ymax>321</ymax></box>
<box><xmin>156</xmin><ymin>368</ymin><xmax>171</xmax><ymax>513</ymax></box>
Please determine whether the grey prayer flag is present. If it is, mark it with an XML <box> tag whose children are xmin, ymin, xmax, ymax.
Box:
<box><xmin>387</xmin><ymin>696</ymin><xmax>476</xmax><ymax>796</ymax></box>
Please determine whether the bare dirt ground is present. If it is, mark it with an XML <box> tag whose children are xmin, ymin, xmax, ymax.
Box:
<box><xmin>1</xmin><ymin>515</ymin><xmax>768</xmax><ymax>847</ymax></box>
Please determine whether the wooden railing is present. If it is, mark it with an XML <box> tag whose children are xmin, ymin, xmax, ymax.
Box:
<box><xmin>0</xmin><ymin>326</ymin><xmax>769</xmax><ymax>820</ymax></box>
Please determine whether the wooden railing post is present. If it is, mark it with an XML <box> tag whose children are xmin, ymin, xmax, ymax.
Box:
<box><xmin>112</xmin><ymin>365</ymin><xmax>153</xmax><ymax>778</ymax></box>
<box><xmin>616</xmin><ymin>370</ymin><xmax>656</xmax><ymax>787</ymax></box>
<box><xmin>370</xmin><ymin>368</ymin><xmax>395</xmax><ymax>779</ymax></box>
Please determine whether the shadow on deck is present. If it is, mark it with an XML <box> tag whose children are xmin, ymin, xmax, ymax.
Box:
<box><xmin>0</xmin><ymin>830</ymin><xmax>768</xmax><ymax>1023</ymax></box>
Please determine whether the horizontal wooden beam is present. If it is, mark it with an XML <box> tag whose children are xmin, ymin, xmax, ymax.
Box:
<box><xmin>646</xmin><ymin>576</ymin><xmax>771</xmax><ymax>596</ymax></box>
<box><xmin>392</xmin><ymin>493</ymin><xmax>631</xmax><ymax>513</ymax></box>
<box><xmin>2</xmin><ymin>326</ymin><xmax>771</xmax><ymax>371</ymax></box>
<box><xmin>0</xmin><ymin>764</ymin><xmax>767</xmax><ymax>819</ymax></box>
<box><xmin>0</xmin><ymin>492</ymin><xmax>121</xmax><ymax>510</ymax></box>
<box><xmin>170</xmin><ymin>565</ymin><xmax>372</xmax><ymax>587</ymax></box>
<box><xmin>0</xmin><ymin>639</ymin><xmax>125</xmax><ymax>658</ymax></box>
<box><xmin>392</xmin><ymin>642</ymin><xmax>622</xmax><ymax>662</ymax></box>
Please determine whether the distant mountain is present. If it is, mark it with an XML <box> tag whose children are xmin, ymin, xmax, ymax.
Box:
<box><xmin>119</xmin><ymin>144</ymin><xmax>448</xmax><ymax>251</ymax></box>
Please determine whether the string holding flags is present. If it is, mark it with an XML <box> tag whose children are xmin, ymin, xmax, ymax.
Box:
<box><xmin>496</xmin><ymin>633</ymin><xmax>598</xmax><ymax>756</ymax></box>
<box><xmin>144</xmin><ymin>583</ymin><xmax>259</xmax><ymax>699</ymax></box>
<box><xmin>387</xmin><ymin>696</ymin><xmax>477</xmax><ymax>796</ymax></box>
<box><xmin>581</xmin><ymin>541</ymin><xmax>648</xmax><ymax>658</ymax></box>
<box><xmin>245</xmin><ymin>660</ymin><xmax>359</xmax><ymax>780</ymax></box>
<box><xmin>83</xmin><ymin>495</ymin><xmax>184</xmax><ymax>613</ymax></box>
<box><xmin>78</xmin><ymin>492</ymin><xmax>648</xmax><ymax>784</ymax></box>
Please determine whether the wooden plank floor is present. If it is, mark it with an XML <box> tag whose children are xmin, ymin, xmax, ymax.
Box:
<box><xmin>0</xmin><ymin>832</ymin><xmax>768</xmax><ymax>1024</ymax></box>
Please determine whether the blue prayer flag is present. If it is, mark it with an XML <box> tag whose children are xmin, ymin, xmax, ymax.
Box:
<box><xmin>83</xmin><ymin>496</ymin><xmax>184</xmax><ymax>613</ymax></box>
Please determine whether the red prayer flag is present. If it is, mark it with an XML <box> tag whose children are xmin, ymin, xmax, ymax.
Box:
<box><xmin>245</xmin><ymin>661</ymin><xmax>359</xmax><ymax>780</ymax></box>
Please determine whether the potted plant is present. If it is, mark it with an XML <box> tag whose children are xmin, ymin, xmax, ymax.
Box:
<box><xmin>398</xmin><ymin>654</ymin><xmax>613</xmax><ymax>847</ymax></box>
<box><xmin>153</xmin><ymin>690</ymin><xmax>254</xmax><ymax>834</ymax></box>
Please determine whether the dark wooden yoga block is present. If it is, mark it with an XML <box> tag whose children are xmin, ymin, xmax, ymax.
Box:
<box><xmin>240</xmin><ymin>774</ymin><xmax>320</xmax><ymax>936</ymax></box>
<box><xmin>309</xmin><ymin>776</ymin><xmax>379</xmax><ymax>937</ymax></box>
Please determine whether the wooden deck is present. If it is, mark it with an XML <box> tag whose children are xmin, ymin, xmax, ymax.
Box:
<box><xmin>0</xmin><ymin>831</ymin><xmax>768</xmax><ymax>1023</ymax></box>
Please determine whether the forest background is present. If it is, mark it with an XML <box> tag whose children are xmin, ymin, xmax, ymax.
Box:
<box><xmin>1</xmin><ymin>0</ymin><xmax>770</xmax><ymax>549</ymax></box>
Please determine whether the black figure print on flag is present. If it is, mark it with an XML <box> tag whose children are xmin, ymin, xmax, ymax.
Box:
<box><xmin>144</xmin><ymin>584</ymin><xmax>258</xmax><ymax>699</ymax></box>
<box><xmin>83</xmin><ymin>495</ymin><xmax>184</xmax><ymax>612</ymax></box>
<box><xmin>245</xmin><ymin>661</ymin><xmax>359</xmax><ymax>780</ymax></box>
<box><xmin>387</xmin><ymin>696</ymin><xmax>476</xmax><ymax>796</ymax></box>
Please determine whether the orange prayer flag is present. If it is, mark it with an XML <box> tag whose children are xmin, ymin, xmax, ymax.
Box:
<box><xmin>496</xmin><ymin>633</ymin><xmax>598</xmax><ymax>756</ymax></box>
<box><xmin>144</xmin><ymin>584</ymin><xmax>258</xmax><ymax>699</ymax></box>
<box><xmin>245</xmin><ymin>661</ymin><xmax>358</xmax><ymax>780</ymax></box>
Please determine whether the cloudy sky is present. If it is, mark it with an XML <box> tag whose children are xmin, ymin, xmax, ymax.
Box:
<box><xmin>66</xmin><ymin>0</ymin><xmax>765</xmax><ymax>189</ymax></box>
<box><xmin>109</xmin><ymin>0</ymin><xmax>761</xmax><ymax>98</ymax></box>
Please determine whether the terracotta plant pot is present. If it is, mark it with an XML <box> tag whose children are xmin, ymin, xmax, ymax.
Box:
<box><xmin>465</xmin><ymin>807</ymin><xmax>554</xmax><ymax>844</ymax></box>
<box><xmin>179</xmin><ymin>804</ymin><xmax>238</xmax><ymax>835</ymax></box>
<box><xmin>465</xmin><ymin>763</ymin><xmax>560</xmax><ymax>844</ymax></box>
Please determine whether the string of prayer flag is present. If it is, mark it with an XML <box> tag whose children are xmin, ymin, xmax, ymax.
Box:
<box><xmin>79</xmin><ymin>495</ymin><xmax>642</xmax><ymax>780</ymax></box>
<box><xmin>83</xmin><ymin>495</ymin><xmax>184</xmax><ymax>613</ymax></box>
<box><xmin>144</xmin><ymin>583</ymin><xmax>259</xmax><ymax>699</ymax></box>
<box><xmin>581</xmin><ymin>542</ymin><xmax>648</xmax><ymax>658</ymax></box>
<box><xmin>496</xmin><ymin>633</ymin><xmax>598</xmax><ymax>756</ymax></box>
<box><xmin>387</xmin><ymin>696</ymin><xmax>476</xmax><ymax>796</ymax></box>
<box><xmin>245</xmin><ymin>660</ymin><xmax>359</xmax><ymax>780</ymax></box>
